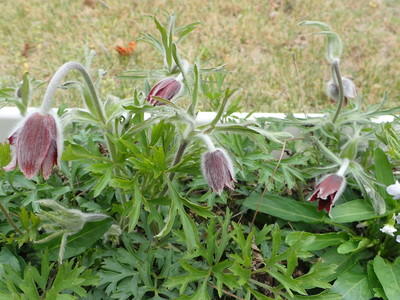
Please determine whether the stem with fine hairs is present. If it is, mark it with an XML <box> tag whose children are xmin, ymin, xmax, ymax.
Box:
<box><xmin>331</xmin><ymin>60</ymin><xmax>345</xmax><ymax>124</ymax></box>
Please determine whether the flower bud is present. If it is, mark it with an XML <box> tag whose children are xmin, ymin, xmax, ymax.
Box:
<box><xmin>146</xmin><ymin>77</ymin><xmax>182</xmax><ymax>106</ymax></box>
<box><xmin>201</xmin><ymin>148</ymin><xmax>236</xmax><ymax>194</ymax></box>
<box><xmin>37</xmin><ymin>199</ymin><xmax>108</xmax><ymax>234</ymax></box>
<box><xmin>4</xmin><ymin>112</ymin><xmax>63</xmax><ymax>179</ymax></box>
<box><xmin>326</xmin><ymin>77</ymin><xmax>357</xmax><ymax>103</ymax></box>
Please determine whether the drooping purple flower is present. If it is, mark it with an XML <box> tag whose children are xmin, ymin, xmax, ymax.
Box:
<box><xmin>201</xmin><ymin>148</ymin><xmax>236</xmax><ymax>194</ymax></box>
<box><xmin>326</xmin><ymin>77</ymin><xmax>357</xmax><ymax>104</ymax></box>
<box><xmin>4</xmin><ymin>112</ymin><xmax>63</xmax><ymax>179</ymax></box>
<box><xmin>146</xmin><ymin>77</ymin><xmax>182</xmax><ymax>106</ymax></box>
<box><xmin>308</xmin><ymin>174</ymin><xmax>346</xmax><ymax>212</ymax></box>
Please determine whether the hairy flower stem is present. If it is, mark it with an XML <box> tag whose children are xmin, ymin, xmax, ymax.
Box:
<box><xmin>40</xmin><ymin>62</ymin><xmax>125</xmax><ymax>201</ymax></box>
<box><xmin>58</xmin><ymin>233</ymin><xmax>68</xmax><ymax>264</ymax></box>
<box><xmin>198</xmin><ymin>134</ymin><xmax>216</xmax><ymax>152</ymax></box>
<box><xmin>169</xmin><ymin>140</ymin><xmax>188</xmax><ymax>181</ymax></box>
<box><xmin>331</xmin><ymin>60</ymin><xmax>345</xmax><ymax>124</ymax></box>
<box><xmin>337</xmin><ymin>158</ymin><xmax>350</xmax><ymax>177</ymax></box>
<box><xmin>41</xmin><ymin>62</ymin><xmax>106</xmax><ymax>124</ymax></box>
<box><xmin>0</xmin><ymin>203</ymin><xmax>22</xmax><ymax>235</ymax></box>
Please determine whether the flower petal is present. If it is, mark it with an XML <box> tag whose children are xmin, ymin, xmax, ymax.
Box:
<box><xmin>202</xmin><ymin>149</ymin><xmax>235</xmax><ymax>194</ymax></box>
<box><xmin>17</xmin><ymin>113</ymin><xmax>54</xmax><ymax>178</ymax></box>
<box><xmin>317</xmin><ymin>174</ymin><xmax>343</xmax><ymax>199</ymax></box>
<box><xmin>147</xmin><ymin>78</ymin><xmax>182</xmax><ymax>106</ymax></box>
<box><xmin>3</xmin><ymin>149</ymin><xmax>17</xmax><ymax>171</ymax></box>
<box><xmin>386</xmin><ymin>181</ymin><xmax>400</xmax><ymax>198</ymax></box>
<box><xmin>317</xmin><ymin>197</ymin><xmax>333</xmax><ymax>212</ymax></box>
<box><xmin>41</xmin><ymin>140</ymin><xmax>58</xmax><ymax>180</ymax></box>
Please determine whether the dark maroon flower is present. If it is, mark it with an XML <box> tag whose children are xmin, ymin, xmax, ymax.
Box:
<box><xmin>4</xmin><ymin>112</ymin><xmax>62</xmax><ymax>179</ymax></box>
<box><xmin>201</xmin><ymin>148</ymin><xmax>236</xmax><ymax>194</ymax></box>
<box><xmin>308</xmin><ymin>174</ymin><xmax>346</xmax><ymax>212</ymax></box>
<box><xmin>146</xmin><ymin>77</ymin><xmax>182</xmax><ymax>106</ymax></box>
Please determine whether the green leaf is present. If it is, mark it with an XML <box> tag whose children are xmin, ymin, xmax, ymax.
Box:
<box><xmin>0</xmin><ymin>248</ymin><xmax>20</xmax><ymax>276</ymax></box>
<box><xmin>351</xmin><ymin>162</ymin><xmax>386</xmax><ymax>215</ymax></box>
<box><xmin>249</xmin><ymin>288</ymin><xmax>275</xmax><ymax>300</ymax></box>
<box><xmin>126</xmin><ymin>182</ymin><xmax>143</xmax><ymax>232</ymax></box>
<box><xmin>46</xmin><ymin>260</ymin><xmax>98</xmax><ymax>299</ymax></box>
<box><xmin>155</xmin><ymin>195</ymin><xmax>177</xmax><ymax>239</ymax></box>
<box><xmin>178</xmin><ymin>210</ymin><xmax>200</xmax><ymax>250</ymax></box>
<box><xmin>299</xmin><ymin>21</ymin><xmax>342</xmax><ymax>62</ymax></box>
<box><xmin>64</xmin><ymin>108</ymin><xmax>99</xmax><ymax>125</ymax></box>
<box><xmin>374</xmin><ymin>148</ymin><xmax>395</xmax><ymax>206</ymax></box>
<box><xmin>187</xmin><ymin>279</ymin><xmax>210</xmax><ymax>300</ymax></box>
<box><xmin>337</xmin><ymin>238</ymin><xmax>370</xmax><ymax>254</ymax></box>
<box><xmin>286</xmin><ymin>232</ymin><xmax>348</xmax><ymax>251</ymax></box>
<box><xmin>271</xmin><ymin>224</ymin><xmax>281</xmax><ymax>257</ymax></box>
<box><xmin>320</xmin><ymin>248</ymin><xmax>360</xmax><ymax>282</ymax></box>
<box><xmin>243</xmin><ymin>193</ymin><xmax>326</xmax><ymax>223</ymax></box>
<box><xmin>367</xmin><ymin>260</ymin><xmax>387</xmax><ymax>300</ymax></box>
<box><xmin>165</xmin><ymin>262</ymin><xmax>209</xmax><ymax>294</ymax></box>
<box><xmin>20</xmin><ymin>72</ymin><xmax>30</xmax><ymax>115</ymax></box>
<box><xmin>35</xmin><ymin>218</ymin><xmax>112</xmax><ymax>260</ymax></box>
<box><xmin>267</xmin><ymin>267</ymin><xmax>307</xmax><ymax>296</ymax></box>
<box><xmin>292</xmin><ymin>291</ymin><xmax>342</xmax><ymax>300</ymax></box>
<box><xmin>318</xmin><ymin>31</ymin><xmax>343</xmax><ymax>63</ymax></box>
<box><xmin>295</xmin><ymin>262</ymin><xmax>336</xmax><ymax>289</ymax></box>
<box><xmin>188</xmin><ymin>63</ymin><xmax>199</xmax><ymax>116</ymax></box>
<box><xmin>0</xmin><ymin>142</ymin><xmax>11</xmax><ymax>167</ymax></box>
<box><xmin>93</xmin><ymin>169</ymin><xmax>112</xmax><ymax>197</ymax></box>
<box><xmin>62</xmin><ymin>144</ymin><xmax>107</xmax><ymax>161</ymax></box>
<box><xmin>299</xmin><ymin>20</ymin><xmax>331</xmax><ymax>31</ymax></box>
<box><xmin>373</xmin><ymin>256</ymin><xmax>400</xmax><ymax>300</ymax></box>
<box><xmin>169</xmin><ymin>182</ymin><xmax>199</xmax><ymax>250</ymax></box>
<box><xmin>331</xmin><ymin>266</ymin><xmax>372</xmax><ymax>300</ymax></box>
<box><xmin>176</xmin><ymin>22</ymin><xmax>201</xmax><ymax>42</ymax></box>
<box><xmin>330</xmin><ymin>199</ymin><xmax>377</xmax><ymax>223</ymax></box>
<box><xmin>180</xmin><ymin>197</ymin><xmax>213</xmax><ymax>218</ymax></box>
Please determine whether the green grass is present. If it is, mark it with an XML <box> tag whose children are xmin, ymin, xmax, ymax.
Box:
<box><xmin>0</xmin><ymin>0</ymin><xmax>399</xmax><ymax>111</ymax></box>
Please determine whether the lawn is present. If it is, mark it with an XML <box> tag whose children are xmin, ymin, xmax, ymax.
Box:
<box><xmin>0</xmin><ymin>0</ymin><xmax>399</xmax><ymax>111</ymax></box>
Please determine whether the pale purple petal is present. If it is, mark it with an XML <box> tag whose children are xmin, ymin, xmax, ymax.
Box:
<box><xmin>41</xmin><ymin>141</ymin><xmax>57</xmax><ymax>180</ymax></box>
<box><xmin>202</xmin><ymin>148</ymin><xmax>235</xmax><ymax>194</ymax></box>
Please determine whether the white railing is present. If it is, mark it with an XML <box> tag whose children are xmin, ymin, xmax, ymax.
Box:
<box><xmin>0</xmin><ymin>107</ymin><xmax>394</xmax><ymax>141</ymax></box>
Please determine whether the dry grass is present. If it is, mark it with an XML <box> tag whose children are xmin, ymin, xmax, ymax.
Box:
<box><xmin>0</xmin><ymin>0</ymin><xmax>399</xmax><ymax>111</ymax></box>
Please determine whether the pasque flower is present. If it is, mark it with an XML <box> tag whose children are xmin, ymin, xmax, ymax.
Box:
<box><xmin>326</xmin><ymin>77</ymin><xmax>357</xmax><ymax>103</ymax></box>
<box><xmin>202</xmin><ymin>148</ymin><xmax>236</xmax><ymax>194</ymax></box>
<box><xmin>4</xmin><ymin>112</ymin><xmax>62</xmax><ymax>179</ymax></box>
<box><xmin>146</xmin><ymin>77</ymin><xmax>182</xmax><ymax>106</ymax></box>
<box><xmin>308</xmin><ymin>159</ymin><xmax>349</xmax><ymax>213</ymax></box>
<box><xmin>199</xmin><ymin>134</ymin><xmax>236</xmax><ymax>194</ymax></box>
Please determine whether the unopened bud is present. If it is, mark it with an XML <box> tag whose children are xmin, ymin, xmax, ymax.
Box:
<box><xmin>146</xmin><ymin>77</ymin><xmax>182</xmax><ymax>106</ymax></box>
